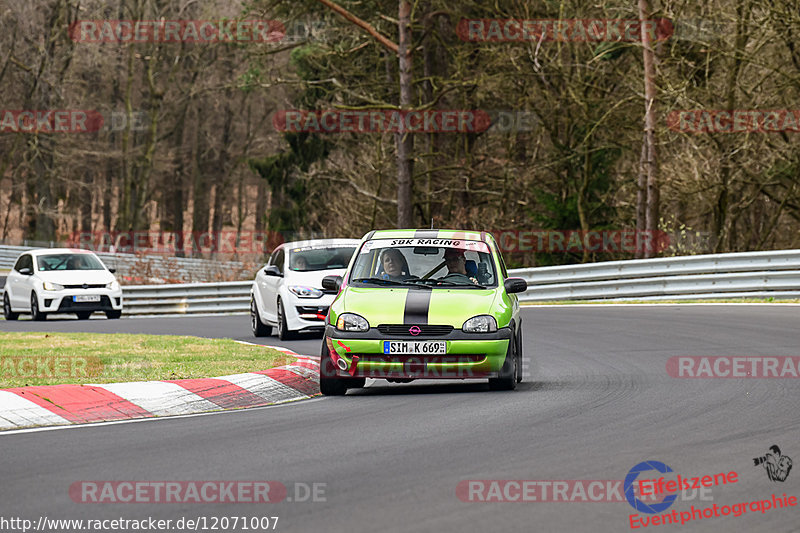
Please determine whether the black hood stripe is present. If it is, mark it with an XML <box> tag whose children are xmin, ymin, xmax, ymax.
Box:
<box><xmin>403</xmin><ymin>289</ymin><xmax>431</xmax><ymax>324</ymax></box>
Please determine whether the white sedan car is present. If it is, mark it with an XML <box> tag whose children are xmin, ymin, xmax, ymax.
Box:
<box><xmin>250</xmin><ymin>239</ymin><xmax>360</xmax><ymax>339</ymax></box>
<box><xmin>3</xmin><ymin>248</ymin><xmax>123</xmax><ymax>321</ymax></box>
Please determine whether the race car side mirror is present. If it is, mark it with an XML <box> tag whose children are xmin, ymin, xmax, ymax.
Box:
<box><xmin>18</xmin><ymin>267</ymin><xmax>32</xmax><ymax>275</ymax></box>
<box><xmin>322</xmin><ymin>275</ymin><xmax>342</xmax><ymax>291</ymax></box>
<box><xmin>504</xmin><ymin>277</ymin><xmax>527</xmax><ymax>294</ymax></box>
<box><xmin>264</xmin><ymin>265</ymin><xmax>283</xmax><ymax>277</ymax></box>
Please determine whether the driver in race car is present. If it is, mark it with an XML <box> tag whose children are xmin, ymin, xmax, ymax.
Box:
<box><xmin>442</xmin><ymin>248</ymin><xmax>479</xmax><ymax>285</ymax></box>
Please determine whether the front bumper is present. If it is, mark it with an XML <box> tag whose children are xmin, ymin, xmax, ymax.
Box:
<box><xmin>284</xmin><ymin>294</ymin><xmax>334</xmax><ymax>332</ymax></box>
<box><xmin>325</xmin><ymin>325</ymin><xmax>512</xmax><ymax>379</ymax></box>
<box><xmin>38</xmin><ymin>290</ymin><xmax>123</xmax><ymax>313</ymax></box>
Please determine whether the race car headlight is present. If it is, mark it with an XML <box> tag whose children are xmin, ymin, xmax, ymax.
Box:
<box><xmin>106</xmin><ymin>280</ymin><xmax>120</xmax><ymax>291</ymax></box>
<box><xmin>42</xmin><ymin>281</ymin><xmax>64</xmax><ymax>291</ymax></box>
<box><xmin>289</xmin><ymin>285</ymin><xmax>323</xmax><ymax>298</ymax></box>
<box><xmin>336</xmin><ymin>313</ymin><xmax>369</xmax><ymax>332</ymax></box>
<box><xmin>462</xmin><ymin>315</ymin><xmax>497</xmax><ymax>333</ymax></box>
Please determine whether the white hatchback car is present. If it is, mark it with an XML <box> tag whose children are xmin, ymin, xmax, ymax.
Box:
<box><xmin>250</xmin><ymin>239</ymin><xmax>360</xmax><ymax>339</ymax></box>
<box><xmin>3</xmin><ymin>248</ymin><xmax>123</xmax><ymax>321</ymax></box>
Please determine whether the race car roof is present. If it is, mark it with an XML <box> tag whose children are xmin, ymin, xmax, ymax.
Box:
<box><xmin>364</xmin><ymin>229</ymin><xmax>488</xmax><ymax>242</ymax></box>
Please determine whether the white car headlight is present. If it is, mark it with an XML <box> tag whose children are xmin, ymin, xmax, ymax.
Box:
<box><xmin>336</xmin><ymin>313</ymin><xmax>369</xmax><ymax>332</ymax></box>
<box><xmin>106</xmin><ymin>280</ymin><xmax>120</xmax><ymax>291</ymax></box>
<box><xmin>43</xmin><ymin>281</ymin><xmax>64</xmax><ymax>291</ymax></box>
<box><xmin>289</xmin><ymin>285</ymin><xmax>323</xmax><ymax>298</ymax></box>
<box><xmin>462</xmin><ymin>315</ymin><xmax>497</xmax><ymax>333</ymax></box>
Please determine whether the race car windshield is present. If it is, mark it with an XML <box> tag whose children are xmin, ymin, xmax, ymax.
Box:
<box><xmin>37</xmin><ymin>254</ymin><xmax>105</xmax><ymax>271</ymax></box>
<box><xmin>289</xmin><ymin>246</ymin><xmax>357</xmax><ymax>272</ymax></box>
<box><xmin>349</xmin><ymin>239</ymin><xmax>497</xmax><ymax>288</ymax></box>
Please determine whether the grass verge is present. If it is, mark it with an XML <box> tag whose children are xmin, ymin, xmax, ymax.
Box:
<box><xmin>0</xmin><ymin>332</ymin><xmax>293</xmax><ymax>388</ymax></box>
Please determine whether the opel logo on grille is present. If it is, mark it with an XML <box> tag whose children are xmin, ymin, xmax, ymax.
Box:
<box><xmin>409</xmin><ymin>326</ymin><xmax>421</xmax><ymax>336</ymax></box>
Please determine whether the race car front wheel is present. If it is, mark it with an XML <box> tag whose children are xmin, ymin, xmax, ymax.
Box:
<box><xmin>319</xmin><ymin>339</ymin><xmax>347</xmax><ymax>396</ymax></box>
<box><xmin>276</xmin><ymin>299</ymin><xmax>295</xmax><ymax>341</ymax></box>
<box><xmin>489</xmin><ymin>334</ymin><xmax>517</xmax><ymax>391</ymax></box>
<box><xmin>30</xmin><ymin>293</ymin><xmax>47</xmax><ymax>321</ymax></box>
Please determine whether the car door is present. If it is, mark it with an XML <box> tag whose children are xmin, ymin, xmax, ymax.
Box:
<box><xmin>8</xmin><ymin>254</ymin><xmax>34</xmax><ymax>308</ymax></box>
<box><xmin>260</xmin><ymin>247</ymin><xmax>284</xmax><ymax>322</ymax></box>
<box><xmin>254</xmin><ymin>250</ymin><xmax>275</xmax><ymax>319</ymax></box>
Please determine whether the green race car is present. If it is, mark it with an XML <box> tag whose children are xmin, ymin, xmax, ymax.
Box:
<box><xmin>320</xmin><ymin>229</ymin><xmax>528</xmax><ymax>395</ymax></box>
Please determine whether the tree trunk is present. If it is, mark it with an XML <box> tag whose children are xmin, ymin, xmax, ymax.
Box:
<box><xmin>639</xmin><ymin>0</ymin><xmax>659</xmax><ymax>258</ymax></box>
<box><xmin>635</xmin><ymin>132</ymin><xmax>647</xmax><ymax>259</ymax></box>
<box><xmin>395</xmin><ymin>0</ymin><xmax>413</xmax><ymax>228</ymax></box>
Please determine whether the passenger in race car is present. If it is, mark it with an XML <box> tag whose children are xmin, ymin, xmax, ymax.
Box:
<box><xmin>380</xmin><ymin>248</ymin><xmax>411</xmax><ymax>280</ymax></box>
<box><xmin>442</xmin><ymin>248</ymin><xmax>480</xmax><ymax>285</ymax></box>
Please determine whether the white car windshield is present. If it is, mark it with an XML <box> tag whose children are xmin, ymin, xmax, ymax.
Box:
<box><xmin>349</xmin><ymin>239</ymin><xmax>497</xmax><ymax>288</ymax></box>
<box><xmin>37</xmin><ymin>254</ymin><xmax>105</xmax><ymax>271</ymax></box>
<box><xmin>288</xmin><ymin>246</ymin><xmax>356</xmax><ymax>272</ymax></box>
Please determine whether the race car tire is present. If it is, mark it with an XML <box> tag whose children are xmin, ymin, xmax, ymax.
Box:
<box><xmin>30</xmin><ymin>293</ymin><xmax>47</xmax><ymax>321</ymax></box>
<box><xmin>251</xmin><ymin>297</ymin><xmax>271</xmax><ymax>337</ymax></box>
<box><xmin>276</xmin><ymin>299</ymin><xmax>294</xmax><ymax>341</ymax></box>
<box><xmin>516</xmin><ymin>328</ymin><xmax>524</xmax><ymax>383</ymax></box>
<box><xmin>320</xmin><ymin>339</ymin><xmax>347</xmax><ymax>396</ymax></box>
<box><xmin>76</xmin><ymin>311</ymin><xmax>92</xmax><ymax>320</ymax></box>
<box><xmin>489</xmin><ymin>334</ymin><xmax>517</xmax><ymax>391</ymax></box>
<box><xmin>3</xmin><ymin>294</ymin><xmax>19</xmax><ymax>321</ymax></box>
<box><xmin>105</xmin><ymin>310</ymin><xmax>122</xmax><ymax>319</ymax></box>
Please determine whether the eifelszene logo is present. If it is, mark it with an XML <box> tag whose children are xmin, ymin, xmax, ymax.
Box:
<box><xmin>625</xmin><ymin>461</ymin><xmax>678</xmax><ymax>514</ymax></box>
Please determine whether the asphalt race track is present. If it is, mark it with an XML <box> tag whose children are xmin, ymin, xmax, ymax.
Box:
<box><xmin>1</xmin><ymin>306</ymin><xmax>799</xmax><ymax>532</ymax></box>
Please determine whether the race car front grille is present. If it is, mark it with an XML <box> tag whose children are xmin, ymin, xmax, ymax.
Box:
<box><xmin>57</xmin><ymin>295</ymin><xmax>112</xmax><ymax>311</ymax></box>
<box><xmin>63</xmin><ymin>284</ymin><xmax>106</xmax><ymax>289</ymax></box>
<box><xmin>377</xmin><ymin>324</ymin><xmax>454</xmax><ymax>336</ymax></box>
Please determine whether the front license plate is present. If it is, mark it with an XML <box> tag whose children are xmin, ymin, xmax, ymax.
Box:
<box><xmin>383</xmin><ymin>340</ymin><xmax>447</xmax><ymax>355</ymax></box>
<box><xmin>73</xmin><ymin>295</ymin><xmax>101</xmax><ymax>303</ymax></box>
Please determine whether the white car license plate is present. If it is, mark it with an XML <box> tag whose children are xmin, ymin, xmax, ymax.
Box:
<box><xmin>73</xmin><ymin>295</ymin><xmax>101</xmax><ymax>303</ymax></box>
<box><xmin>383</xmin><ymin>340</ymin><xmax>446</xmax><ymax>355</ymax></box>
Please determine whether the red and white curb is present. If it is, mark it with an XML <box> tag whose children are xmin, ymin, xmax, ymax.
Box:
<box><xmin>0</xmin><ymin>346</ymin><xmax>319</xmax><ymax>431</ymax></box>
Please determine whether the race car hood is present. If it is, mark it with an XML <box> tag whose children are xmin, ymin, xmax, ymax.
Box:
<box><xmin>340</xmin><ymin>286</ymin><xmax>503</xmax><ymax>328</ymax></box>
<box><xmin>35</xmin><ymin>270</ymin><xmax>116</xmax><ymax>285</ymax></box>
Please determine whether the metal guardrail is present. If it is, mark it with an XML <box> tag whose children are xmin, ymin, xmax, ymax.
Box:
<box><xmin>0</xmin><ymin>244</ymin><xmax>249</xmax><ymax>283</ymax></box>
<box><xmin>0</xmin><ymin>281</ymin><xmax>252</xmax><ymax>316</ymax></box>
<box><xmin>2</xmin><ymin>251</ymin><xmax>799</xmax><ymax>317</ymax></box>
<box><xmin>509</xmin><ymin>249</ymin><xmax>800</xmax><ymax>301</ymax></box>
<box><xmin>122</xmin><ymin>281</ymin><xmax>252</xmax><ymax>315</ymax></box>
